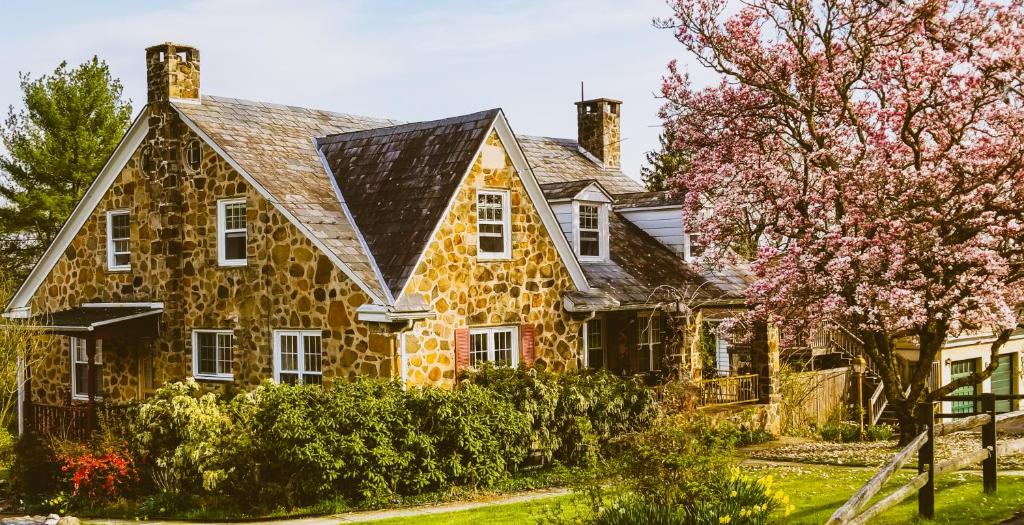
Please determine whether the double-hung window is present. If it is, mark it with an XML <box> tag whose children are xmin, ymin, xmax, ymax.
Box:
<box><xmin>217</xmin><ymin>198</ymin><xmax>247</xmax><ymax>266</ymax></box>
<box><xmin>469</xmin><ymin>326</ymin><xmax>519</xmax><ymax>367</ymax></box>
<box><xmin>106</xmin><ymin>210</ymin><xmax>130</xmax><ymax>271</ymax></box>
<box><xmin>585</xmin><ymin>317</ymin><xmax>605</xmax><ymax>369</ymax></box>
<box><xmin>476</xmin><ymin>189</ymin><xmax>511</xmax><ymax>259</ymax></box>
<box><xmin>193</xmin><ymin>330</ymin><xmax>234</xmax><ymax>380</ymax></box>
<box><xmin>685</xmin><ymin>233</ymin><xmax>705</xmax><ymax>261</ymax></box>
<box><xmin>637</xmin><ymin>311</ymin><xmax>664</xmax><ymax>373</ymax></box>
<box><xmin>575</xmin><ymin>202</ymin><xmax>606</xmax><ymax>260</ymax></box>
<box><xmin>273</xmin><ymin>330</ymin><xmax>323</xmax><ymax>385</ymax></box>
<box><xmin>71</xmin><ymin>338</ymin><xmax>103</xmax><ymax>400</ymax></box>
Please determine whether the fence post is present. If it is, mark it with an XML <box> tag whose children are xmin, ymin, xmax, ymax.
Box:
<box><xmin>982</xmin><ymin>393</ymin><xmax>997</xmax><ymax>494</ymax></box>
<box><xmin>917</xmin><ymin>402</ymin><xmax>935</xmax><ymax>519</ymax></box>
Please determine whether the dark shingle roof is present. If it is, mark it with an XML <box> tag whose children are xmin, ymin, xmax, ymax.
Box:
<box><xmin>317</xmin><ymin>110</ymin><xmax>500</xmax><ymax>298</ymax></box>
<box><xmin>28</xmin><ymin>306</ymin><xmax>161</xmax><ymax>330</ymax></box>
<box><xmin>580</xmin><ymin>212</ymin><xmax>741</xmax><ymax>306</ymax></box>
<box><xmin>614</xmin><ymin>191</ymin><xmax>684</xmax><ymax>209</ymax></box>
<box><xmin>539</xmin><ymin>180</ymin><xmax>598</xmax><ymax>200</ymax></box>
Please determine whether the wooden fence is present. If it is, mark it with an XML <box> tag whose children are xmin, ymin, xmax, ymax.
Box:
<box><xmin>27</xmin><ymin>402</ymin><xmax>131</xmax><ymax>441</ymax></box>
<box><xmin>779</xmin><ymin>367</ymin><xmax>850</xmax><ymax>428</ymax></box>
<box><xmin>827</xmin><ymin>393</ymin><xmax>1024</xmax><ymax>524</ymax></box>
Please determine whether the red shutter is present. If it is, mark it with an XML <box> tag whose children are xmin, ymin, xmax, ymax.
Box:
<box><xmin>454</xmin><ymin>328</ymin><xmax>471</xmax><ymax>376</ymax></box>
<box><xmin>521</xmin><ymin>324</ymin><xmax>536</xmax><ymax>367</ymax></box>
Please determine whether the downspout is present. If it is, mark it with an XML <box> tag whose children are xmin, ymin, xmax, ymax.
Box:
<box><xmin>393</xmin><ymin>319</ymin><xmax>418</xmax><ymax>389</ymax></box>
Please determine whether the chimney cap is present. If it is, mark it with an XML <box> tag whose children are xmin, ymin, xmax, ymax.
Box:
<box><xmin>575</xmin><ymin>97</ymin><xmax>622</xmax><ymax>106</ymax></box>
<box><xmin>145</xmin><ymin>42</ymin><xmax>199</xmax><ymax>52</ymax></box>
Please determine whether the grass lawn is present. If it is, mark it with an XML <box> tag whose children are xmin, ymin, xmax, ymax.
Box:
<box><xmin>366</xmin><ymin>464</ymin><xmax>1024</xmax><ymax>524</ymax></box>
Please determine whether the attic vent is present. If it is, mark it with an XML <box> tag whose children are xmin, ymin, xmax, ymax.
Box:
<box><xmin>184</xmin><ymin>140</ymin><xmax>202</xmax><ymax>172</ymax></box>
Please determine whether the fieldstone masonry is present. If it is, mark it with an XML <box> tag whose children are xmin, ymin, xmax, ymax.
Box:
<box><xmin>400</xmin><ymin>132</ymin><xmax>582</xmax><ymax>386</ymax></box>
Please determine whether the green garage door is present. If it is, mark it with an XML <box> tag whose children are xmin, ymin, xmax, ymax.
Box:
<box><xmin>951</xmin><ymin>359</ymin><xmax>979</xmax><ymax>415</ymax></box>
<box><xmin>992</xmin><ymin>353</ymin><xmax>1015</xmax><ymax>413</ymax></box>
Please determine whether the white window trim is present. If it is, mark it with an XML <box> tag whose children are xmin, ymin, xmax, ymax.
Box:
<box><xmin>105</xmin><ymin>210</ymin><xmax>131</xmax><ymax>271</ymax></box>
<box><xmin>469</xmin><ymin>325</ymin><xmax>520</xmax><ymax>368</ymax></box>
<box><xmin>217</xmin><ymin>198</ymin><xmax>248</xmax><ymax>267</ymax></box>
<box><xmin>272</xmin><ymin>329</ymin><xmax>324</xmax><ymax>384</ymax></box>
<box><xmin>476</xmin><ymin>189</ymin><xmax>512</xmax><ymax>260</ymax></box>
<box><xmin>192</xmin><ymin>329</ymin><xmax>234</xmax><ymax>381</ymax></box>
<box><xmin>583</xmin><ymin>315</ymin><xmax>606</xmax><ymax>369</ymax></box>
<box><xmin>637</xmin><ymin>311</ymin><xmax>663</xmax><ymax>371</ymax></box>
<box><xmin>70</xmin><ymin>337</ymin><xmax>103</xmax><ymax>401</ymax></box>
<box><xmin>684</xmin><ymin>232</ymin><xmax>704</xmax><ymax>262</ymax></box>
<box><xmin>573</xmin><ymin>201</ymin><xmax>608</xmax><ymax>262</ymax></box>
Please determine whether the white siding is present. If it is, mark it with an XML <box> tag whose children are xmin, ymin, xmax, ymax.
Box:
<box><xmin>552</xmin><ymin>202</ymin><xmax>573</xmax><ymax>244</ymax></box>
<box><xmin>617</xmin><ymin>207</ymin><xmax>686</xmax><ymax>257</ymax></box>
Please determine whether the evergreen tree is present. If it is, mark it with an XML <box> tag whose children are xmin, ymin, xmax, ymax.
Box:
<box><xmin>640</xmin><ymin>128</ymin><xmax>688</xmax><ymax>192</ymax></box>
<box><xmin>0</xmin><ymin>57</ymin><xmax>132</xmax><ymax>279</ymax></box>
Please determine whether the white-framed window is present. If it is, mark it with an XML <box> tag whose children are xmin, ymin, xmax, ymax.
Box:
<box><xmin>273</xmin><ymin>330</ymin><xmax>324</xmax><ymax>385</ymax></box>
<box><xmin>685</xmin><ymin>232</ymin><xmax>705</xmax><ymax>261</ymax></box>
<box><xmin>192</xmin><ymin>330</ymin><xmax>234</xmax><ymax>380</ymax></box>
<box><xmin>71</xmin><ymin>338</ymin><xmax>103</xmax><ymax>401</ymax></box>
<box><xmin>217</xmin><ymin>198</ymin><xmax>247</xmax><ymax>266</ymax></box>
<box><xmin>184</xmin><ymin>139</ymin><xmax>203</xmax><ymax>172</ymax></box>
<box><xmin>469</xmin><ymin>326</ymin><xmax>519</xmax><ymax>367</ymax></box>
<box><xmin>574</xmin><ymin>202</ymin><xmax>608</xmax><ymax>261</ymax></box>
<box><xmin>637</xmin><ymin>311</ymin><xmax>664</xmax><ymax>372</ymax></box>
<box><xmin>476</xmin><ymin>189</ymin><xmax>511</xmax><ymax>259</ymax></box>
<box><xmin>106</xmin><ymin>210</ymin><xmax>131</xmax><ymax>271</ymax></box>
<box><xmin>585</xmin><ymin>317</ymin><xmax>605</xmax><ymax>369</ymax></box>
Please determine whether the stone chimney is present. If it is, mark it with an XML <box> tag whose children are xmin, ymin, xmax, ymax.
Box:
<box><xmin>146</xmin><ymin>42</ymin><xmax>200</xmax><ymax>103</ymax></box>
<box><xmin>575</xmin><ymin>98</ymin><xmax>621</xmax><ymax>170</ymax></box>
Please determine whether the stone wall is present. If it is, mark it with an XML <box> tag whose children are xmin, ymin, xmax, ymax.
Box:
<box><xmin>28</xmin><ymin>108</ymin><xmax>382</xmax><ymax>404</ymax></box>
<box><xmin>400</xmin><ymin>131</ymin><xmax>582</xmax><ymax>386</ymax></box>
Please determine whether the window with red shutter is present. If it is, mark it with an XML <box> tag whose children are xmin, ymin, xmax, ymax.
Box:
<box><xmin>520</xmin><ymin>324</ymin><xmax>536</xmax><ymax>367</ymax></box>
<box><xmin>454</xmin><ymin>328</ymin><xmax>471</xmax><ymax>375</ymax></box>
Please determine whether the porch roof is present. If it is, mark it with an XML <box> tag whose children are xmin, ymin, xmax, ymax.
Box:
<box><xmin>25</xmin><ymin>305</ymin><xmax>162</xmax><ymax>334</ymax></box>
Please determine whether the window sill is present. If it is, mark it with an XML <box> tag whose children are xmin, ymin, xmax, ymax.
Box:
<box><xmin>476</xmin><ymin>255</ymin><xmax>512</xmax><ymax>262</ymax></box>
<box><xmin>72</xmin><ymin>395</ymin><xmax>104</xmax><ymax>402</ymax></box>
<box><xmin>193</xmin><ymin>374</ymin><xmax>234</xmax><ymax>382</ymax></box>
<box><xmin>107</xmin><ymin>267</ymin><xmax>131</xmax><ymax>273</ymax></box>
<box><xmin>217</xmin><ymin>261</ymin><xmax>248</xmax><ymax>268</ymax></box>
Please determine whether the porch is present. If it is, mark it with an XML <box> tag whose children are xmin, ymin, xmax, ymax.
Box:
<box><xmin>18</xmin><ymin>303</ymin><xmax>161</xmax><ymax>437</ymax></box>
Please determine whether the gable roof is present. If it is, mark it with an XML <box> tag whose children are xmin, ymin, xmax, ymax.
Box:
<box><xmin>172</xmin><ymin>96</ymin><xmax>401</xmax><ymax>304</ymax></box>
<box><xmin>518</xmin><ymin>136</ymin><xmax>644</xmax><ymax>194</ymax></box>
<box><xmin>317</xmin><ymin>110</ymin><xmax>500</xmax><ymax>298</ymax></box>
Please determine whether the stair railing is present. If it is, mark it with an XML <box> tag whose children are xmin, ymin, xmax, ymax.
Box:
<box><xmin>868</xmin><ymin>382</ymin><xmax>912</xmax><ymax>426</ymax></box>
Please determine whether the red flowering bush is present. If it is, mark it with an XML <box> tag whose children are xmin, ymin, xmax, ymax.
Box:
<box><xmin>60</xmin><ymin>448</ymin><xmax>137</xmax><ymax>501</ymax></box>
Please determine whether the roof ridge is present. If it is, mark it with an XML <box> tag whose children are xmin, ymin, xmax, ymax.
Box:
<box><xmin>201</xmin><ymin>94</ymin><xmax>405</xmax><ymax>126</ymax></box>
<box><xmin>316</xmin><ymin>108</ymin><xmax>502</xmax><ymax>146</ymax></box>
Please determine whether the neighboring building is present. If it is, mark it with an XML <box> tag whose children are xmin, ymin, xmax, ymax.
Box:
<box><xmin>3</xmin><ymin>43</ymin><xmax>769</xmax><ymax>428</ymax></box>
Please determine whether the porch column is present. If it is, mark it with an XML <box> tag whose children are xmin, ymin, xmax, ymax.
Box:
<box><xmin>85</xmin><ymin>337</ymin><xmax>98</xmax><ymax>434</ymax></box>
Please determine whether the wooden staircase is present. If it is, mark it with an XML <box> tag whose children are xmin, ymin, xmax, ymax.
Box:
<box><xmin>807</xmin><ymin>321</ymin><xmax>899</xmax><ymax>426</ymax></box>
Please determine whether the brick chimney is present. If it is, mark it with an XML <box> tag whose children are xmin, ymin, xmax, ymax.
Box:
<box><xmin>575</xmin><ymin>98</ymin><xmax>621</xmax><ymax>170</ymax></box>
<box><xmin>146</xmin><ymin>42</ymin><xmax>200</xmax><ymax>103</ymax></box>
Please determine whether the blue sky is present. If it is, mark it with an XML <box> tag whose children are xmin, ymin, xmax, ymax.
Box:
<box><xmin>0</xmin><ymin>0</ymin><xmax>717</xmax><ymax>181</ymax></box>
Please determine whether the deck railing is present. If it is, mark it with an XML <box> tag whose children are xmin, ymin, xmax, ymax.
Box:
<box><xmin>27</xmin><ymin>402</ymin><xmax>130</xmax><ymax>441</ymax></box>
<box><xmin>695</xmin><ymin>374</ymin><xmax>759</xmax><ymax>407</ymax></box>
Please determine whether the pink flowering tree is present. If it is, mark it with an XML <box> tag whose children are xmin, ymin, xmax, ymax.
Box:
<box><xmin>659</xmin><ymin>0</ymin><xmax>1024</xmax><ymax>440</ymax></box>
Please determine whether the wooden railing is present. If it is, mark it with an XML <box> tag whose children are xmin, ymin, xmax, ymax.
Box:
<box><xmin>27</xmin><ymin>402</ymin><xmax>131</xmax><ymax>441</ymax></box>
<box><xmin>868</xmin><ymin>384</ymin><xmax>911</xmax><ymax>426</ymax></box>
<box><xmin>695</xmin><ymin>374</ymin><xmax>759</xmax><ymax>407</ymax></box>
<box><xmin>828</xmin><ymin>393</ymin><xmax>1024</xmax><ymax>524</ymax></box>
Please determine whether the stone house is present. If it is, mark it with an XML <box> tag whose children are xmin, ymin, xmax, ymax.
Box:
<box><xmin>2</xmin><ymin>43</ymin><xmax>771</xmax><ymax>429</ymax></box>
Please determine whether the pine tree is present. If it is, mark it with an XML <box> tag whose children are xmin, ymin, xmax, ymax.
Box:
<box><xmin>0</xmin><ymin>57</ymin><xmax>132</xmax><ymax>279</ymax></box>
<box><xmin>640</xmin><ymin>128</ymin><xmax>688</xmax><ymax>192</ymax></box>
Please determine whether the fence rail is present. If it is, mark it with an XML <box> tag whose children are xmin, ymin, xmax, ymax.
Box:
<box><xmin>828</xmin><ymin>393</ymin><xmax>1024</xmax><ymax>524</ymax></box>
<box><xmin>695</xmin><ymin>374</ymin><xmax>759</xmax><ymax>407</ymax></box>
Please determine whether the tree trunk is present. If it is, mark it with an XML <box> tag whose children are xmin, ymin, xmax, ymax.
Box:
<box><xmin>893</xmin><ymin>399</ymin><xmax>918</xmax><ymax>445</ymax></box>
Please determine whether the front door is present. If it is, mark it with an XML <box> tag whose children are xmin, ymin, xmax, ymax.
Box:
<box><xmin>992</xmin><ymin>354</ymin><xmax>1015</xmax><ymax>413</ymax></box>
<box><xmin>950</xmin><ymin>358</ymin><xmax>979</xmax><ymax>415</ymax></box>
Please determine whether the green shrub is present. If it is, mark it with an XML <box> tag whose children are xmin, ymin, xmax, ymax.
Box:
<box><xmin>865</xmin><ymin>423</ymin><xmax>895</xmax><ymax>442</ymax></box>
<box><xmin>246</xmin><ymin>379</ymin><xmax>435</xmax><ymax>505</ymax></box>
<box><xmin>593</xmin><ymin>497</ymin><xmax>683</xmax><ymax>525</ymax></box>
<box><xmin>819</xmin><ymin>421</ymin><xmax>861</xmax><ymax>443</ymax></box>
<box><xmin>683</xmin><ymin>468</ymin><xmax>792</xmax><ymax>524</ymax></box>
<box><xmin>461</xmin><ymin>366</ymin><xmax>658</xmax><ymax>465</ymax></box>
<box><xmin>9</xmin><ymin>432</ymin><xmax>61</xmax><ymax>502</ymax></box>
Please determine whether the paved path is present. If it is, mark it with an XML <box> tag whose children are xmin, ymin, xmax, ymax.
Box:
<box><xmin>85</xmin><ymin>487</ymin><xmax>570</xmax><ymax>525</ymax></box>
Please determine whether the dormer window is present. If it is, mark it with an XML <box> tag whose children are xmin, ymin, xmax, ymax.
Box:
<box><xmin>574</xmin><ymin>201</ymin><xmax>608</xmax><ymax>261</ymax></box>
<box><xmin>476</xmin><ymin>189</ymin><xmax>511</xmax><ymax>260</ymax></box>
<box><xmin>685</xmin><ymin>232</ymin><xmax>705</xmax><ymax>262</ymax></box>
